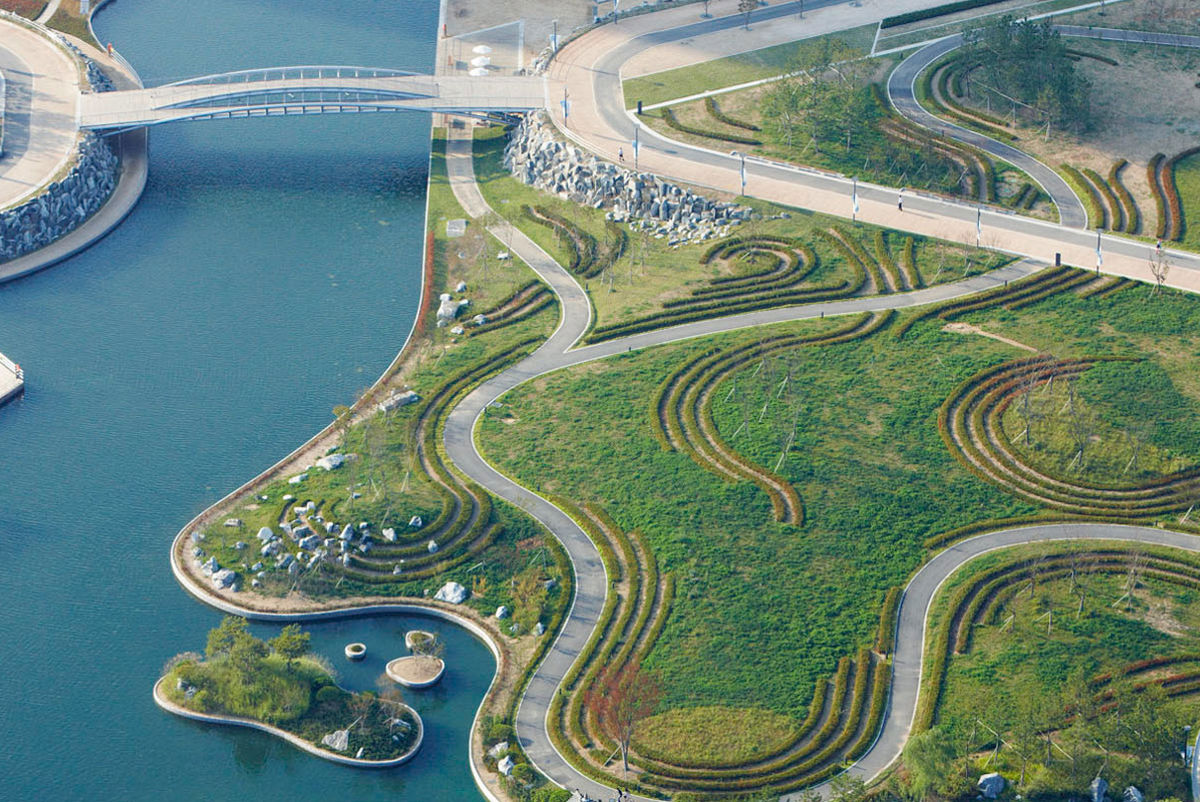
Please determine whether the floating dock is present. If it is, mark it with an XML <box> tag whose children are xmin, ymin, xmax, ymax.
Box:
<box><xmin>0</xmin><ymin>352</ymin><xmax>24</xmax><ymax>406</ymax></box>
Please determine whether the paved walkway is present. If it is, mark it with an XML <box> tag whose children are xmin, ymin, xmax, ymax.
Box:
<box><xmin>440</xmin><ymin>8</ymin><xmax>1200</xmax><ymax>801</ymax></box>
<box><xmin>0</xmin><ymin>15</ymin><xmax>81</xmax><ymax>211</ymax></box>
<box><xmin>549</xmin><ymin>2</ymin><xmax>1200</xmax><ymax>294</ymax></box>
<box><xmin>0</xmin><ymin>25</ymin><xmax>149</xmax><ymax>284</ymax></box>
<box><xmin>886</xmin><ymin>35</ymin><xmax>1089</xmax><ymax>229</ymax></box>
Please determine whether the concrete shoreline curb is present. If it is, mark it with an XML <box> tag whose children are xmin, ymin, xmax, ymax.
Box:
<box><xmin>152</xmin><ymin>677</ymin><xmax>425</xmax><ymax>768</ymax></box>
<box><xmin>0</xmin><ymin>8</ymin><xmax>148</xmax><ymax>285</ymax></box>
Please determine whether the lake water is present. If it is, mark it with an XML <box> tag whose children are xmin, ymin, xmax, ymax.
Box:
<box><xmin>0</xmin><ymin>1</ymin><xmax>492</xmax><ymax>798</ymax></box>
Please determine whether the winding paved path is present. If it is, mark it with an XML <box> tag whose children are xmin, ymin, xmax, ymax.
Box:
<box><xmin>164</xmin><ymin>7</ymin><xmax>1200</xmax><ymax>802</ymax></box>
<box><xmin>886</xmin><ymin>34</ymin><xmax>1089</xmax><ymax>229</ymax></box>
<box><xmin>440</xmin><ymin>12</ymin><xmax>1200</xmax><ymax>802</ymax></box>
<box><xmin>550</xmin><ymin>3</ymin><xmax>1200</xmax><ymax>294</ymax></box>
<box><xmin>437</xmin><ymin>122</ymin><xmax>1184</xmax><ymax>800</ymax></box>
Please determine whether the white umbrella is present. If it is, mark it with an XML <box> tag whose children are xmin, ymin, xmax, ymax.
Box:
<box><xmin>470</xmin><ymin>55</ymin><xmax>491</xmax><ymax>67</ymax></box>
<box><xmin>468</xmin><ymin>67</ymin><xmax>489</xmax><ymax>77</ymax></box>
<box><xmin>472</xmin><ymin>44</ymin><xmax>493</xmax><ymax>54</ymax></box>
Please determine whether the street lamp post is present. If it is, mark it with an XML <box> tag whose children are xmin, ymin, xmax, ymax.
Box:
<box><xmin>730</xmin><ymin>151</ymin><xmax>746</xmax><ymax>196</ymax></box>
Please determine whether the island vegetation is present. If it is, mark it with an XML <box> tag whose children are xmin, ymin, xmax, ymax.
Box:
<box><xmin>161</xmin><ymin>0</ymin><xmax>1200</xmax><ymax>798</ymax></box>
<box><xmin>160</xmin><ymin>617</ymin><xmax>421</xmax><ymax>762</ymax></box>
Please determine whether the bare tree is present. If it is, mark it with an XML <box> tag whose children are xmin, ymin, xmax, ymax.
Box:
<box><xmin>738</xmin><ymin>0</ymin><xmax>757</xmax><ymax>30</ymax></box>
<box><xmin>1064</xmin><ymin>379</ymin><xmax>1094</xmax><ymax>473</ymax></box>
<box><xmin>1149</xmin><ymin>246</ymin><xmax>1170</xmax><ymax>295</ymax></box>
<box><xmin>585</xmin><ymin>662</ymin><xmax>662</xmax><ymax>776</ymax></box>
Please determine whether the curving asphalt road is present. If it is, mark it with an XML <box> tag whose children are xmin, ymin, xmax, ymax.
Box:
<box><xmin>436</xmin><ymin>115</ymin><xmax>1200</xmax><ymax>799</ymax></box>
<box><xmin>439</xmin><ymin>12</ymin><xmax>1200</xmax><ymax>802</ymax></box>
<box><xmin>157</xmin><ymin>7</ymin><xmax>1200</xmax><ymax>802</ymax></box>
<box><xmin>885</xmin><ymin>34</ymin><xmax>1088</xmax><ymax>229</ymax></box>
<box><xmin>550</xmin><ymin>4</ymin><xmax>1200</xmax><ymax>294</ymax></box>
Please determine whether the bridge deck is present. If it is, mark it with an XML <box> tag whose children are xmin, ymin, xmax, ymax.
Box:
<box><xmin>78</xmin><ymin>73</ymin><xmax>548</xmax><ymax>129</ymax></box>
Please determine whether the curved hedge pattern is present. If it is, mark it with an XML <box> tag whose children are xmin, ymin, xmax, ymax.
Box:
<box><xmin>587</xmin><ymin>235</ymin><xmax>864</xmax><ymax>344</ymax></box>
<box><xmin>661</xmin><ymin>106</ymin><xmax>762</xmax><ymax>147</ymax></box>
<box><xmin>654</xmin><ymin>312</ymin><xmax>894</xmax><ymax>525</ymax></box>
<box><xmin>704</xmin><ymin>96</ymin><xmax>761</xmax><ymax>132</ymax></box>
<box><xmin>939</xmin><ymin>355</ymin><xmax>1200</xmax><ymax>518</ymax></box>
<box><xmin>895</xmin><ymin>265</ymin><xmax>1087</xmax><ymax>340</ymax></box>
<box><xmin>1108</xmin><ymin>159</ymin><xmax>1140</xmax><ymax>235</ymax></box>
<box><xmin>330</xmin><ymin>338</ymin><xmax>546</xmax><ymax>583</ymax></box>
<box><xmin>916</xmin><ymin>545</ymin><xmax>1200</xmax><ymax>732</ymax></box>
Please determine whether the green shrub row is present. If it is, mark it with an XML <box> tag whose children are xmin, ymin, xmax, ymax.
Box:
<box><xmin>339</xmin><ymin>341</ymin><xmax>543</xmax><ymax>580</ymax></box>
<box><xmin>1163</xmin><ymin>146</ymin><xmax>1200</xmax><ymax>241</ymax></box>
<box><xmin>1004</xmin><ymin>269</ymin><xmax>1094</xmax><ymax>310</ymax></box>
<box><xmin>882</xmin><ymin>0</ymin><xmax>1007</xmax><ymax>28</ymax></box>
<box><xmin>1108</xmin><ymin>160</ymin><xmax>1140</xmax><ymax>235</ymax></box>
<box><xmin>823</xmin><ymin>227</ymin><xmax>889</xmax><ymax>294</ymax></box>
<box><xmin>894</xmin><ymin>265</ymin><xmax>1070</xmax><ymax>339</ymax></box>
<box><xmin>683</xmin><ymin>247</ymin><xmax>818</xmax><ymax>303</ymax></box>
<box><xmin>918</xmin><ymin>546</ymin><xmax>1200</xmax><ymax>732</ymax></box>
<box><xmin>1061</xmin><ymin>164</ymin><xmax>1106</xmax><ymax>229</ymax></box>
<box><xmin>586</xmin><ymin>277</ymin><xmax>858</xmax><ymax>343</ymax></box>
<box><xmin>900</xmin><ymin>236</ymin><xmax>922</xmax><ymax>289</ymax></box>
<box><xmin>1083</xmin><ymin>166</ymin><xmax>1123</xmax><ymax>231</ymax></box>
<box><xmin>932</xmin><ymin>59</ymin><xmax>1016</xmax><ymax>141</ymax></box>
<box><xmin>467</xmin><ymin>293</ymin><xmax>556</xmax><ymax>337</ymax></box>
<box><xmin>704</xmin><ymin>96</ymin><xmax>761</xmax><ymax>132</ymax></box>
<box><xmin>1148</xmin><ymin>153</ymin><xmax>1169</xmax><ymax>239</ymax></box>
<box><xmin>661</xmin><ymin>107</ymin><xmax>761</xmax><ymax>147</ymax></box>
<box><xmin>700</xmin><ymin>234</ymin><xmax>803</xmax><ymax>265</ymax></box>
<box><xmin>1092</xmin><ymin>653</ymin><xmax>1200</xmax><ymax>689</ymax></box>
<box><xmin>1009</xmin><ymin>182</ymin><xmax>1034</xmax><ymax>210</ymax></box>
<box><xmin>940</xmin><ymin>356</ymin><xmax>1200</xmax><ymax>516</ymax></box>
<box><xmin>645</xmin><ymin>656</ymin><xmax>853</xmax><ymax>789</ymax></box>
<box><xmin>874</xmin><ymin>230</ymin><xmax>904</xmax><ymax>291</ymax></box>
<box><xmin>1065</xmin><ymin>48</ymin><xmax>1120</xmax><ymax>66</ymax></box>
<box><xmin>876</xmin><ymin>586</ymin><xmax>903</xmax><ymax>655</ymax></box>
<box><xmin>540</xmin><ymin>499</ymin><xmax>625</xmax><ymax>758</ymax></box>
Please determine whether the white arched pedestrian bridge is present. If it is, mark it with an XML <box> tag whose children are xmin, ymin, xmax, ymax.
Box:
<box><xmin>77</xmin><ymin>65</ymin><xmax>547</xmax><ymax>131</ymax></box>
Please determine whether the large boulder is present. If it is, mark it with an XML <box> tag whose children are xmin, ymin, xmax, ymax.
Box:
<box><xmin>212</xmin><ymin>569</ymin><xmax>236</xmax><ymax>589</ymax></box>
<box><xmin>315</xmin><ymin>454</ymin><xmax>345</xmax><ymax>471</ymax></box>
<box><xmin>434</xmin><ymin>581</ymin><xmax>469</xmax><ymax>604</ymax></box>
<box><xmin>978</xmin><ymin>773</ymin><xmax>1005</xmax><ymax>799</ymax></box>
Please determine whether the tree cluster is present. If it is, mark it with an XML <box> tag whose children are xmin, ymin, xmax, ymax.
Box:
<box><xmin>965</xmin><ymin>17</ymin><xmax>1092</xmax><ymax>131</ymax></box>
<box><xmin>898</xmin><ymin>680</ymin><xmax>1188</xmax><ymax>801</ymax></box>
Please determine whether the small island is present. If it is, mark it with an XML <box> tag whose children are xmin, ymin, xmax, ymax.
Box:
<box><xmin>388</xmin><ymin>630</ymin><xmax>446</xmax><ymax>688</ymax></box>
<box><xmin>156</xmin><ymin>617</ymin><xmax>422</xmax><ymax>766</ymax></box>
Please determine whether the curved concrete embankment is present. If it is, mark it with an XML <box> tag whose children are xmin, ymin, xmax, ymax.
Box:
<box><xmin>152</xmin><ymin>677</ymin><xmax>424</xmax><ymax>767</ymax></box>
<box><xmin>0</xmin><ymin>12</ymin><xmax>148</xmax><ymax>284</ymax></box>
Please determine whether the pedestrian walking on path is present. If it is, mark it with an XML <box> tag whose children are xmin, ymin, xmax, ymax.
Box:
<box><xmin>898</xmin><ymin>189</ymin><xmax>904</xmax><ymax>212</ymax></box>
<box><xmin>618</xmin><ymin>147</ymin><xmax>624</xmax><ymax>162</ymax></box>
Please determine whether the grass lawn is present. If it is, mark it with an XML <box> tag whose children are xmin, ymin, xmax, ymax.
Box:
<box><xmin>476</xmin><ymin>274</ymin><xmax>1200</xmax><ymax>730</ymax></box>
<box><xmin>1174</xmin><ymin>152</ymin><xmax>1200</xmax><ymax>252</ymax></box>
<box><xmin>46</xmin><ymin>0</ymin><xmax>98</xmax><ymax>46</ymax></box>
<box><xmin>164</xmin><ymin>629</ymin><xmax>420</xmax><ymax>761</ymax></box>
<box><xmin>0</xmin><ymin>0</ymin><xmax>46</xmax><ymax>18</ymax></box>
<box><xmin>621</xmin><ymin>25</ymin><xmax>878</xmax><ymax>109</ymax></box>
<box><xmin>472</xmin><ymin>125</ymin><xmax>1012</xmax><ymax>335</ymax></box>
<box><xmin>926</xmin><ymin>540</ymin><xmax>1200</xmax><ymax>799</ymax></box>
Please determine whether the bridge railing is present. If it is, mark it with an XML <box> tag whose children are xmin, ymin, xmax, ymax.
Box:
<box><xmin>165</xmin><ymin>65</ymin><xmax>419</xmax><ymax>87</ymax></box>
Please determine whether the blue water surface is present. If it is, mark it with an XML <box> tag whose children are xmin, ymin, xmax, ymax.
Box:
<box><xmin>0</xmin><ymin>1</ymin><xmax>492</xmax><ymax>798</ymax></box>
